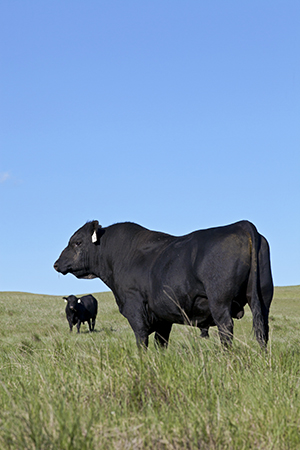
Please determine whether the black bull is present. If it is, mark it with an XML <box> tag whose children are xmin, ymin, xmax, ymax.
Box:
<box><xmin>54</xmin><ymin>220</ymin><xmax>273</xmax><ymax>348</ymax></box>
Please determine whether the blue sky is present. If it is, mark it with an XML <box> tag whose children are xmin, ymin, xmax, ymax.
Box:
<box><xmin>1</xmin><ymin>1</ymin><xmax>299</xmax><ymax>295</ymax></box>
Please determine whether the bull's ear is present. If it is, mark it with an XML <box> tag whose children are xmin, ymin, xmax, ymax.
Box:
<box><xmin>78</xmin><ymin>299</ymin><xmax>81</xmax><ymax>303</ymax></box>
<box><xmin>91</xmin><ymin>220</ymin><xmax>102</xmax><ymax>244</ymax></box>
<box><xmin>63</xmin><ymin>297</ymin><xmax>68</xmax><ymax>302</ymax></box>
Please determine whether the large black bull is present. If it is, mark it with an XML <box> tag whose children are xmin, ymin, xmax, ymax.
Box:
<box><xmin>54</xmin><ymin>220</ymin><xmax>273</xmax><ymax>348</ymax></box>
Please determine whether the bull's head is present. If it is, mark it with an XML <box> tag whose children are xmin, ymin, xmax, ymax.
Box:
<box><xmin>54</xmin><ymin>221</ymin><xmax>101</xmax><ymax>279</ymax></box>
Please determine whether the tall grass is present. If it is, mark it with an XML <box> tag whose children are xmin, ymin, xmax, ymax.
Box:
<box><xmin>0</xmin><ymin>288</ymin><xmax>300</xmax><ymax>449</ymax></box>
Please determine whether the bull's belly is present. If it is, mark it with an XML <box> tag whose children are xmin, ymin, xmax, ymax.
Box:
<box><xmin>150</xmin><ymin>292</ymin><xmax>211</xmax><ymax>326</ymax></box>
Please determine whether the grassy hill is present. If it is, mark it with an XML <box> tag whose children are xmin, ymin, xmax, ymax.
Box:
<box><xmin>0</xmin><ymin>287</ymin><xmax>299</xmax><ymax>449</ymax></box>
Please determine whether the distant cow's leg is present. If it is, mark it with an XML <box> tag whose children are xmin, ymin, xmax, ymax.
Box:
<box><xmin>154</xmin><ymin>322</ymin><xmax>173</xmax><ymax>348</ymax></box>
<box><xmin>76</xmin><ymin>320</ymin><xmax>81</xmax><ymax>333</ymax></box>
<box><xmin>91</xmin><ymin>317</ymin><xmax>96</xmax><ymax>331</ymax></box>
<box><xmin>87</xmin><ymin>319</ymin><xmax>92</xmax><ymax>332</ymax></box>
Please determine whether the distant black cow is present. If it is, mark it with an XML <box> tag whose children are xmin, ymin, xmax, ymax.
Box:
<box><xmin>54</xmin><ymin>220</ymin><xmax>273</xmax><ymax>348</ymax></box>
<box><xmin>64</xmin><ymin>294</ymin><xmax>98</xmax><ymax>333</ymax></box>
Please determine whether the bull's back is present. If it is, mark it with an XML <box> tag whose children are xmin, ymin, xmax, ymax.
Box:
<box><xmin>148</xmin><ymin>223</ymin><xmax>253</xmax><ymax>318</ymax></box>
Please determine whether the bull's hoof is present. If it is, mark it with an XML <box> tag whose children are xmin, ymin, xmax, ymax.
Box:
<box><xmin>200</xmin><ymin>329</ymin><xmax>209</xmax><ymax>339</ymax></box>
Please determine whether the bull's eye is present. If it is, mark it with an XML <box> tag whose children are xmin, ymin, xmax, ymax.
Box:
<box><xmin>74</xmin><ymin>241</ymin><xmax>82</xmax><ymax>248</ymax></box>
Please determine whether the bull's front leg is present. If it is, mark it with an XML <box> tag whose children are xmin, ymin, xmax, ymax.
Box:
<box><xmin>154</xmin><ymin>322</ymin><xmax>173</xmax><ymax>348</ymax></box>
<box><xmin>135</xmin><ymin>334</ymin><xmax>149</xmax><ymax>348</ymax></box>
<box><xmin>119</xmin><ymin>295</ymin><xmax>151</xmax><ymax>349</ymax></box>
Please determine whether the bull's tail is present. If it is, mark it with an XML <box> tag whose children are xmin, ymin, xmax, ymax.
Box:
<box><xmin>242</xmin><ymin>221</ymin><xmax>269</xmax><ymax>348</ymax></box>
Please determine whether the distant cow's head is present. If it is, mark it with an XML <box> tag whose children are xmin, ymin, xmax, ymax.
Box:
<box><xmin>54</xmin><ymin>221</ymin><xmax>101</xmax><ymax>279</ymax></box>
<box><xmin>64</xmin><ymin>295</ymin><xmax>80</xmax><ymax>328</ymax></box>
<box><xmin>64</xmin><ymin>295</ymin><xmax>81</xmax><ymax>311</ymax></box>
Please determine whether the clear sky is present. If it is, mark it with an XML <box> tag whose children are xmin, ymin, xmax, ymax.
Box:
<box><xmin>1</xmin><ymin>1</ymin><xmax>299</xmax><ymax>295</ymax></box>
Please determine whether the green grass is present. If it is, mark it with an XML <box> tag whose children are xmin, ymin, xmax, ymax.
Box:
<box><xmin>0</xmin><ymin>287</ymin><xmax>300</xmax><ymax>449</ymax></box>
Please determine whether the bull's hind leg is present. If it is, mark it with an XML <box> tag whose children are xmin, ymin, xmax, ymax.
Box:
<box><xmin>154</xmin><ymin>322</ymin><xmax>173</xmax><ymax>349</ymax></box>
<box><xmin>217</xmin><ymin>320</ymin><xmax>233</xmax><ymax>347</ymax></box>
<box><xmin>209</xmin><ymin>301</ymin><xmax>233</xmax><ymax>347</ymax></box>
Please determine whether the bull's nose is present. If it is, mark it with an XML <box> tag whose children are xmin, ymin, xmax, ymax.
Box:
<box><xmin>53</xmin><ymin>261</ymin><xmax>59</xmax><ymax>272</ymax></box>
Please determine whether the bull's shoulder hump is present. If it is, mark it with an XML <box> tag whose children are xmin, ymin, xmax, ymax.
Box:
<box><xmin>106</xmin><ymin>222</ymin><xmax>148</xmax><ymax>234</ymax></box>
<box><xmin>103</xmin><ymin>223</ymin><xmax>175</xmax><ymax>259</ymax></box>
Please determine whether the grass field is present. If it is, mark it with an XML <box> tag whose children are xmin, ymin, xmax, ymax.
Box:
<box><xmin>0</xmin><ymin>287</ymin><xmax>300</xmax><ymax>449</ymax></box>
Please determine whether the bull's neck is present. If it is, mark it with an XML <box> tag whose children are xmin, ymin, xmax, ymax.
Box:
<box><xmin>96</xmin><ymin>223</ymin><xmax>146</xmax><ymax>289</ymax></box>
